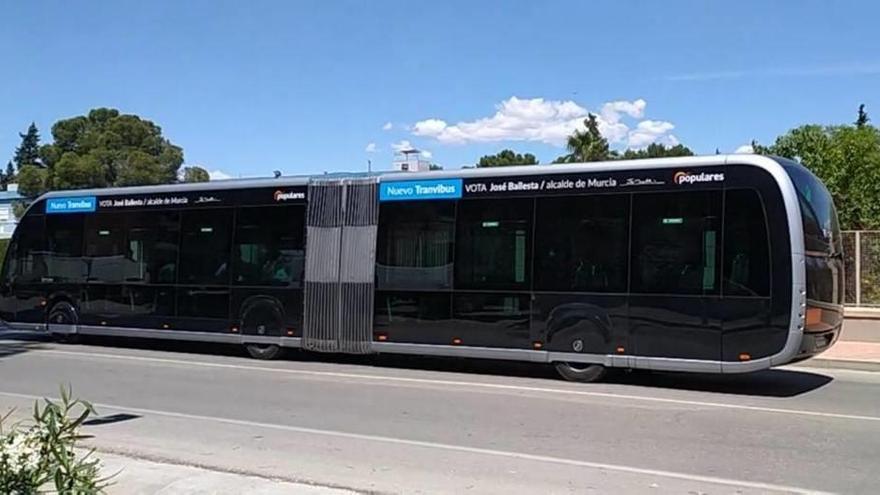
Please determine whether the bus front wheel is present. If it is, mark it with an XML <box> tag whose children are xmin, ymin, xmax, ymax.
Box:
<box><xmin>245</xmin><ymin>343</ymin><xmax>285</xmax><ymax>360</ymax></box>
<box><xmin>554</xmin><ymin>362</ymin><xmax>607</xmax><ymax>383</ymax></box>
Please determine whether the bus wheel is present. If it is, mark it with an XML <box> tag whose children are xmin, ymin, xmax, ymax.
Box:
<box><xmin>245</xmin><ymin>343</ymin><xmax>285</xmax><ymax>360</ymax></box>
<box><xmin>554</xmin><ymin>362</ymin><xmax>607</xmax><ymax>383</ymax></box>
<box><xmin>48</xmin><ymin>301</ymin><xmax>80</xmax><ymax>344</ymax></box>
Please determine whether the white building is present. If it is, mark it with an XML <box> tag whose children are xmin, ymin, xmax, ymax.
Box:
<box><xmin>0</xmin><ymin>184</ymin><xmax>22</xmax><ymax>239</ymax></box>
<box><xmin>393</xmin><ymin>148</ymin><xmax>431</xmax><ymax>172</ymax></box>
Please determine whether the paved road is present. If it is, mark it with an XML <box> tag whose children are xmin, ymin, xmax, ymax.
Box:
<box><xmin>0</xmin><ymin>333</ymin><xmax>878</xmax><ymax>494</ymax></box>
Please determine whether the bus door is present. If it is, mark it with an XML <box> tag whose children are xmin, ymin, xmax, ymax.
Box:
<box><xmin>628</xmin><ymin>190</ymin><xmax>723</xmax><ymax>361</ymax></box>
<box><xmin>302</xmin><ymin>178</ymin><xmax>378</xmax><ymax>354</ymax></box>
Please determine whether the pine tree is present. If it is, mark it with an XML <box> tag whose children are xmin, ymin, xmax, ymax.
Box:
<box><xmin>4</xmin><ymin>160</ymin><xmax>13</xmax><ymax>180</ymax></box>
<box><xmin>13</xmin><ymin>122</ymin><xmax>41</xmax><ymax>169</ymax></box>
<box><xmin>856</xmin><ymin>104</ymin><xmax>870</xmax><ymax>128</ymax></box>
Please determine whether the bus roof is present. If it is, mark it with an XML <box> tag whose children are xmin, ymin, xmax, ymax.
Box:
<box><xmin>35</xmin><ymin>154</ymin><xmax>781</xmax><ymax>199</ymax></box>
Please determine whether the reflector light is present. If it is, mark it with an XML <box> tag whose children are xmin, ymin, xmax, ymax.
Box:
<box><xmin>162</xmin><ymin>324</ymin><xmax>170</xmax><ymax>329</ymax></box>
<box><xmin>452</xmin><ymin>337</ymin><xmax>463</xmax><ymax>345</ymax></box>
<box><xmin>286</xmin><ymin>328</ymin><xmax>295</xmax><ymax>336</ymax></box>
<box><xmin>805</xmin><ymin>308</ymin><xmax>822</xmax><ymax>326</ymax></box>
<box><xmin>739</xmin><ymin>353</ymin><xmax>751</xmax><ymax>361</ymax></box>
<box><xmin>532</xmin><ymin>341</ymin><xmax>543</xmax><ymax>349</ymax></box>
<box><xmin>231</xmin><ymin>326</ymin><xmax>239</xmax><ymax>333</ymax></box>
<box><xmin>376</xmin><ymin>334</ymin><xmax>388</xmax><ymax>341</ymax></box>
<box><xmin>616</xmin><ymin>346</ymin><xmax>625</xmax><ymax>353</ymax></box>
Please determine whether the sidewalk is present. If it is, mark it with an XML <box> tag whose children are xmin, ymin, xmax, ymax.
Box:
<box><xmin>798</xmin><ymin>340</ymin><xmax>880</xmax><ymax>372</ymax></box>
<box><xmin>99</xmin><ymin>451</ymin><xmax>358</xmax><ymax>495</ymax></box>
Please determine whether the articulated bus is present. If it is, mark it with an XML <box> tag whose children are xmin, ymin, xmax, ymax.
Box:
<box><xmin>0</xmin><ymin>155</ymin><xmax>843</xmax><ymax>382</ymax></box>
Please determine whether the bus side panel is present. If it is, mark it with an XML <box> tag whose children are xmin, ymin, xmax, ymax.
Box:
<box><xmin>720</xmin><ymin>165</ymin><xmax>791</xmax><ymax>361</ymax></box>
<box><xmin>533</xmin><ymin>293</ymin><xmax>626</xmax><ymax>355</ymax></box>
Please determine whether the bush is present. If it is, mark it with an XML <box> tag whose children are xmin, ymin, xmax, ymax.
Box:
<box><xmin>0</xmin><ymin>386</ymin><xmax>111</xmax><ymax>494</ymax></box>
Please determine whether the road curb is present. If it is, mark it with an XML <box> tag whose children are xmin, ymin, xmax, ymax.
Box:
<box><xmin>791</xmin><ymin>358</ymin><xmax>880</xmax><ymax>372</ymax></box>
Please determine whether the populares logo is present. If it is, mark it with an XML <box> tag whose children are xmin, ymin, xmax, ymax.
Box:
<box><xmin>274</xmin><ymin>190</ymin><xmax>305</xmax><ymax>201</ymax></box>
<box><xmin>673</xmin><ymin>171</ymin><xmax>725</xmax><ymax>185</ymax></box>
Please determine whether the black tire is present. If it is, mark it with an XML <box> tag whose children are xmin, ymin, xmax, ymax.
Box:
<box><xmin>240</xmin><ymin>297</ymin><xmax>286</xmax><ymax>360</ymax></box>
<box><xmin>245</xmin><ymin>343</ymin><xmax>285</xmax><ymax>360</ymax></box>
<box><xmin>554</xmin><ymin>362</ymin><xmax>607</xmax><ymax>383</ymax></box>
<box><xmin>47</xmin><ymin>301</ymin><xmax>80</xmax><ymax>344</ymax></box>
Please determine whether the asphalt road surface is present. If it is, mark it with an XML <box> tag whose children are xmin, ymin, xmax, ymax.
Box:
<box><xmin>0</xmin><ymin>332</ymin><xmax>878</xmax><ymax>494</ymax></box>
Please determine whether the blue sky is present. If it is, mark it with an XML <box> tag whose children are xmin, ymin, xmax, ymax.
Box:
<box><xmin>1</xmin><ymin>0</ymin><xmax>878</xmax><ymax>178</ymax></box>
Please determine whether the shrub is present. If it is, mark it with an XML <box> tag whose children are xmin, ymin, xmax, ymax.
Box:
<box><xmin>0</xmin><ymin>386</ymin><xmax>111</xmax><ymax>494</ymax></box>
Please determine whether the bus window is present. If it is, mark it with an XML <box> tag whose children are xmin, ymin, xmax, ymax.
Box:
<box><xmin>13</xmin><ymin>216</ymin><xmax>45</xmax><ymax>283</ymax></box>
<box><xmin>179</xmin><ymin>209</ymin><xmax>233</xmax><ymax>285</ymax></box>
<box><xmin>84</xmin><ymin>213</ymin><xmax>126</xmax><ymax>283</ymax></box>
<box><xmin>376</xmin><ymin>202</ymin><xmax>454</xmax><ymax>290</ymax></box>
<box><xmin>534</xmin><ymin>194</ymin><xmax>629</xmax><ymax>293</ymax></box>
<box><xmin>723</xmin><ymin>189</ymin><xmax>770</xmax><ymax>297</ymax></box>
<box><xmin>232</xmin><ymin>205</ymin><xmax>305</xmax><ymax>287</ymax></box>
<box><xmin>631</xmin><ymin>191</ymin><xmax>721</xmax><ymax>295</ymax></box>
<box><xmin>45</xmin><ymin>215</ymin><xmax>85</xmax><ymax>283</ymax></box>
<box><xmin>782</xmin><ymin>162</ymin><xmax>840</xmax><ymax>255</ymax></box>
<box><xmin>454</xmin><ymin>199</ymin><xmax>532</xmax><ymax>291</ymax></box>
<box><xmin>126</xmin><ymin>211</ymin><xmax>180</xmax><ymax>284</ymax></box>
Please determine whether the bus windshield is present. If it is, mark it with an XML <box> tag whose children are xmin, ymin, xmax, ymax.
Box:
<box><xmin>781</xmin><ymin>160</ymin><xmax>841</xmax><ymax>256</ymax></box>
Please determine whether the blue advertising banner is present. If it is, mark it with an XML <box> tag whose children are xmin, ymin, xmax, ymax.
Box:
<box><xmin>379</xmin><ymin>179</ymin><xmax>463</xmax><ymax>201</ymax></box>
<box><xmin>45</xmin><ymin>196</ymin><xmax>97</xmax><ymax>214</ymax></box>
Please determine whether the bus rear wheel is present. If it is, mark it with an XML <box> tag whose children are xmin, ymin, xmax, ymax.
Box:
<box><xmin>554</xmin><ymin>362</ymin><xmax>607</xmax><ymax>383</ymax></box>
<box><xmin>245</xmin><ymin>343</ymin><xmax>285</xmax><ymax>360</ymax></box>
<box><xmin>48</xmin><ymin>301</ymin><xmax>81</xmax><ymax>344</ymax></box>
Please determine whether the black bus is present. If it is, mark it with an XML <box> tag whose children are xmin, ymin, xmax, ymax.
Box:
<box><xmin>0</xmin><ymin>155</ymin><xmax>844</xmax><ymax>382</ymax></box>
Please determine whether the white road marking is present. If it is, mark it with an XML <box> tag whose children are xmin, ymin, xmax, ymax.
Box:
<box><xmin>14</xmin><ymin>347</ymin><xmax>880</xmax><ymax>423</ymax></box>
<box><xmin>0</xmin><ymin>390</ymin><xmax>831</xmax><ymax>494</ymax></box>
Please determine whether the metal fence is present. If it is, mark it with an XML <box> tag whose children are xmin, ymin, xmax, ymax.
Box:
<box><xmin>843</xmin><ymin>231</ymin><xmax>880</xmax><ymax>307</ymax></box>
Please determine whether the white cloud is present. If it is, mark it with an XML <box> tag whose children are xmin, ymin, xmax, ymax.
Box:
<box><xmin>365</xmin><ymin>142</ymin><xmax>377</xmax><ymax>153</ymax></box>
<box><xmin>209</xmin><ymin>169</ymin><xmax>233</xmax><ymax>180</ymax></box>
<box><xmin>627</xmin><ymin>120</ymin><xmax>677</xmax><ymax>148</ymax></box>
<box><xmin>391</xmin><ymin>140</ymin><xmax>414</xmax><ymax>152</ymax></box>
<box><xmin>735</xmin><ymin>144</ymin><xmax>754</xmax><ymax>154</ymax></box>
<box><xmin>382</xmin><ymin>122</ymin><xmax>393</xmax><ymax>131</ymax></box>
<box><xmin>420</xmin><ymin>150</ymin><xmax>433</xmax><ymax>159</ymax></box>
<box><xmin>411</xmin><ymin>96</ymin><xmax>677</xmax><ymax>149</ymax></box>
<box><xmin>600</xmin><ymin>99</ymin><xmax>646</xmax><ymax>123</ymax></box>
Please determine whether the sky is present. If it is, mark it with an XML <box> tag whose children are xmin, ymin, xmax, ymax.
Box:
<box><xmin>1</xmin><ymin>0</ymin><xmax>879</xmax><ymax>179</ymax></box>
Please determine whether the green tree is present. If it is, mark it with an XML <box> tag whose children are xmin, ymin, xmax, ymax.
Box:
<box><xmin>4</xmin><ymin>161</ymin><xmax>14</xmax><ymax>182</ymax></box>
<box><xmin>856</xmin><ymin>104</ymin><xmax>870</xmax><ymax>128</ymax></box>
<box><xmin>763</xmin><ymin>123</ymin><xmax>880</xmax><ymax>230</ymax></box>
<box><xmin>620</xmin><ymin>143</ymin><xmax>694</xmax><ymax>160</ymax></box>
<box><xmin>13</xmin><ymin>122</ymin><xmax>41</xmax><ymax>170</ymax></box>
<box><xmin>38</xmin><ymin>108</ymin><xmax>184</xmax><ymax>190</ymax></box>
<box><xmin>16</xmin><ymin>165</ymin><xmax>49</xmax><ymax>198</ymax></box>
<box><xmin>182</xmin><ymin>165</ymin><xmax>210</xmax><ymax>182</ymax></box>
<box><xmin>477</xmin><ymin>149</ymin><xmax>538</xmax><ymax>167</ymax></box>
<box><xmin>553</xmin><ymin>114</ymin><xmax>611</xmax><ymax>163</ymax></box>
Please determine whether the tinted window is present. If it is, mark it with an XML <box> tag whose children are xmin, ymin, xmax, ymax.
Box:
<box><xmin>46</xmin><ymin>214</ymin><xmax>84</xmax><ymax>283</ymax></box>
<box><xmin>179</xmin><ymin>209</ymin><xmax>233</xmax><ymax>285</ymax></box>
<box><xmin>13</xmin><ymin>216</ymin><xmax>45</xmax><ymax>283</ymax></box>
<box><xmin>377</xmin><ymin>202</ymin><xmax>455</xmax><ymax>290</ymax></box>
<box><xmin>126</xmin><ymin>211</ymin><xmax>180</xmax><ymax>284</ymax></box>
<box><xmin>631</xmin><ymin>191</ymin><xmax>721</xmax><ymax>295</ymax></box>
<box><xmin>535</xmin><ymin>195</ymin><xmax>629</xmax><ymax>292</ymax></box>
<box><xmin>232</xmin><ymin>206</ymin><xmax>305</xmax><ymax>287</ymax></box>
<box><xmin>723</xmin><ymin>189</ymin><xmax>771</xmax><ymax>297</ymax></box>
<box><xmin>455</xmin><ymin>199</ymin><xmax>532</xmax><ymax>291</ymax></box>
<box><xmin>782</xmin><ymin>162</ymin><xmax>840</xmax><ymax>254</ymax></box>
<box><xmin>84</xmin><ymin>214</ymin><xmax>126</xmax><ymax>283</ymax></box>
